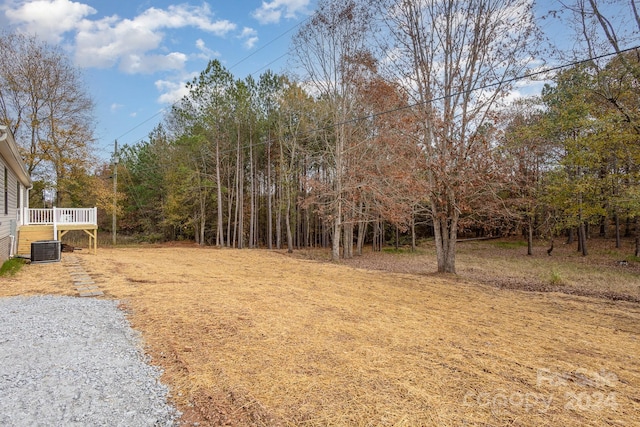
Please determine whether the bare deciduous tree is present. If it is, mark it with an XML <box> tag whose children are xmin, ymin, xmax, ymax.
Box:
<box><xmin>0</xmin><ymin>32</ymin><xmax>95</xmax><ymax>206</ymax></box>
<box><xmin>290</xmin><ymin>0</ymin><xmax>374</xmax><ymax>261</ymax></box>
<box><xmin>376</xmin><ymin>0</ymin><xmax>539</xmax><ymax>273</ymax></box>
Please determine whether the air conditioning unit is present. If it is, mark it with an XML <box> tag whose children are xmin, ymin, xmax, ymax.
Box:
<box><xmin>31</xmin><ymin>240</ymin><xmax>61</xmax><ymax>263</ymax></box>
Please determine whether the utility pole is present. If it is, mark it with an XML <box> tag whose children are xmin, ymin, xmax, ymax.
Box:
<box><xmin>112</xmin><ymin>140</ymin><xmax>119</xmax><ymax>246</ymax></box>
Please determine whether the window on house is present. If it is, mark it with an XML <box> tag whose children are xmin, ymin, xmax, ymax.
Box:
<box><xmin>17</xmin><ymin>182</ymin><xmax>20</xmax><ymax>209</ymax></box>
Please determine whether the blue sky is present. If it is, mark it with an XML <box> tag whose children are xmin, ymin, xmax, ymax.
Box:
<box><xmin>0</xmin><ymin>0</ymin><xmax>314</xmax><ymax>160</ymax></box>
<box><xmin>1</xmin><ymin>0</ymin><xmax>638</xmax><ymax>162</ymax></box>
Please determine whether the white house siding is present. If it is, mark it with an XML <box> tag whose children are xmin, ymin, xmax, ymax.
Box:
<box><xmin>0</xmin><ymin>160</ymin><xmax>16</xmax><ymax>262</ymax></box>
<box><xmin>0</xmin><ymin>125</ymin><xmax>31</xmax><ymax>264</ymax></box>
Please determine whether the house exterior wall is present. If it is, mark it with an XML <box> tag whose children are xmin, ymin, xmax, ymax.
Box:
<box><xmin>0</xmin><ymin>235</ymin><xmax>9</xmax><ymax>262</ymax></box>
<box><xmin>0</xmin><ymin>158</ymin><xmax>19</xmax><ymax>262</ymax></box>
<box><xmin>0</xmin><ymin>125</ymin><xmax>31</xmax><ymax>264</ymax></box>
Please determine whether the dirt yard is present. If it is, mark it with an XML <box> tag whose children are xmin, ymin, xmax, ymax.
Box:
<box><xmin>2</xmin><ymin>241</ymin><xmax>639</xmax><ymax>426</ymax></box>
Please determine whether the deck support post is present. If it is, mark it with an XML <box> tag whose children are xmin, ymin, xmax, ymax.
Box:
<box><xmin>52</xmin><ymin>206</ymin><xmax>58</xmax><ymax>240</ymax></box>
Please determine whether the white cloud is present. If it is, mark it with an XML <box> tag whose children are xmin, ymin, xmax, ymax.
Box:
<box><xmin>4</xmin><ymin>0</ymin><xmax>96</xmax><ymax>43</ymax></box>
<box><xmin>243</xmin><ymin>36</ymin><xmax>259</xmax><ymax>49</ymax></box>
<box><xmin>239</xmin><ymin>27</ymin><xmax>258</xmax><ymax>49</ymax></box>
<box><xmin>73</xmin><ymin>3</ymin><xmax>235</xmax><ymax>72</ymax></box>
<box><xmin>129</xmin><ymin>4</ymin><xmax>236</xmax><ymax>36</ymax></box>
<box><xmin>155</xmin><ymin>73</ymin><xmax>197</xmax><ymax>105</ymax></box>
<box><xmin>119</xmin><ymin>52</ymin><xmax>188</xmax><ymax>74</ymax></box>
<box><xmin>252</xmin><ymin>0</ymin><xmax>311</xmax><ymax>25</ymax></box>
<box><xmin>5</xmin><ymin>2</ymin><xmax>236</xmax><ymax>74</ymax></box>
<box><xmin>110</xmin><ymin>103</ymin><xmax>123</xmax><ymax>113</ymax></box>
<box><xmin>195</xmin><ymin>38</ymin><xmax>220</xmax><ymax>60</ymax></box>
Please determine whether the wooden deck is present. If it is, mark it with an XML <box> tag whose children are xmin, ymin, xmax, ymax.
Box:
<box><xmin>16</xmin><ymin>207</ymin><xmax>98</xmax><ymax>257</ymax></box>
<box><xmin>18</xmin><ymin>224</ymin><xmax>98</xmax><ymax>256</ymax></box>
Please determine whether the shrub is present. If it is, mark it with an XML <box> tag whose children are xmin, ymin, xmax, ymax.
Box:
<box><xmin>549</xmin><ymin>268</ymin><xmax>564</xmax><ymax>286</ymax></box>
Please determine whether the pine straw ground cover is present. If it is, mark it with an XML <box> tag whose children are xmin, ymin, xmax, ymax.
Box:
<box><xmin>1</xmin><ymin>242</ymin><xmax>639</xmax><ymax>426</ymax></box>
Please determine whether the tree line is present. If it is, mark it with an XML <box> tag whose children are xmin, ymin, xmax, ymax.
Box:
<box><xmin>1</xmin><ymin>1</ymin><xmax>638</xmax><ymax>273</ymax></box>
<box><xmin>114</xmin><ymin>0</ymin><xmax>639</xmax><ymax>271</ymax></box>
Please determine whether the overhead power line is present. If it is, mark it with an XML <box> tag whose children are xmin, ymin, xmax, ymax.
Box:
<box><xmin>112</xmin><ymin>15</ymin><xmax>313</xmax><ymax>146</ymax></box>
<box><xmin>115</xmin><ymin>43</ymin><xmax>640</xmax><ymax>188</ymax></box>
<box><xmin>207</xmin><ymin>44</ymin><xmax>640</xmax><ymax>159</ymax></box>
<box><xmin>329</xmin><ymin>45</ymin><xmax>640</xmax><ymax>131</ymax></box>
<box><xmin>115</xmin><ymin>37</ymin><xmax>639</xmax><ymax>155</ymax></box>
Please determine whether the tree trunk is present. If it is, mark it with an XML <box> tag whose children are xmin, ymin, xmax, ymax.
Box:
<box><xmin>305</xmin><ymin>206</ymin><xmax>311</xmax><ymax>248</ymax></box>
<box><xmin>226</xmin><ymin>174</ymin><xmax>233</xmax><ymax>247</ymax></box>
<box><xmin>372</xmin><ymin>219</ymin><xmax>379</xmax><ymax>252</ymax></box>
<box><xmin>527</xmin><ymin>216</ymin><xmax>533</xmax><ymax>256</ymax></box>
<box><xmin>195</xmin><ymin>167</ymin><xmax>206</xmax><ymax>246</ymax></box>
<box><xmin>578</xmin><ymin>222</ymin><xmax>588</xmax><ymax>256</ymax></box>
<box><xmin>249</xmin><ymin>135</ymin><xmax>255</xmax><ymax>248</ymax></box>
<box><xmin>199</xmin><ymin>194</ymin><xmax>206</xmax><ymax>246</ymax></box>
<box><xmin>276</xmin><ymin>177</ymin><xmax>282</xmax><ymax>250</ymax></box>
<box><xmin>599</xmin><ymin>215</ymin><xmax>606</xmax><ymax>238</ymax></box>
<box><xmin>356</xmin><ymin>220</ymin><xmax>367</xmax><ymax>256</ymax></box>
<box><xmin>577</xmin><ymin>228</ymin><xmax>582</xmax><ymax>253</ymax></box>
<box><xmin>411</xmin><ymin>212</ymin><xmax>416</xmax><ymax>252</ymax></box>
<box><xmin>252</xmin><ymin>174</ymin><xmax>258</xmax><ymax>247</ymax></box>
<box><xmin>615</xmin><ymin>213</ymin><xmax>621</xmax><ymax>249</ymax></box>
<box><xmin>566</xmin><ymin>228</ymin><xmax>574</xmax><ymax>244</ymax></box>
<box><xmin>433</xmin><ymin>214</ymin><xmax>458</xmax><ymax>274</ymax></box>
<box><xmin>332</xmin><ymin>148</ymin><xmax>342</xmax><ymax>260</ymax></box>
<box><xmin>215</xmin><ymin>141</ymin><xmax>224</xmax><ymax>247</ymax></box>
<box><xmin>194</xmin><ymin>211</ymin><xmax>200</xmax><ymax>245</ymax></box>
<box><xmin>332</xmin><ymin>215</ymin><xmax>341</xmax><ymax>261</ymax></box>
<box><xmin>395</xmin><ymin>226</ymin><xmax>400</xmax><ymax>250</ymax></box>
<box><xmin>285</xmin><ymin>182</ymin><xmax>293</xmax><ymax>253</ymax></box>
<box><xmin>343</xmin><ymin>222</ymin><xmax>353</xmax><ymax>259</ymax></box>
<box><xmin>267</xmin><ymin>136</ymin><xmax>273</xmax><ymax>250</ymax></box>
<box><xmin>237</xmin><ymin>132</ymin><xmax>244</xmax><ymax>249</ymax></box>
<box><xmin>332</xmin><ymin>138</ymin><xmax>343</xmax><ymax>261</ymax></box>
<box><xmin>232</xmin><ymin>132</ymin><xmax>241</xmax><ymax>249</ymax></box>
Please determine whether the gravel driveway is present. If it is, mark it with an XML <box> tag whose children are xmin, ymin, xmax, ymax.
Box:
<box><xmin>0</xmin><ymin>295</ymin><xmax>179</xmax><ymax>426</ymax></box>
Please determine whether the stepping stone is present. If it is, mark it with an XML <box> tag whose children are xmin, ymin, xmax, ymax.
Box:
<box><xmin>79</xmin><ymin>290</ymin><xmax>103</xmax><ymax>297</ymax></box>
<box><xmin>76</xmin><ymin>286</ymin><xmax>99</xmax><ymax>291</ymax></box>
<box><xmin>65</xmin><ymin>260</ymin><xmax>102</xmax><ymax>297</ymax></box>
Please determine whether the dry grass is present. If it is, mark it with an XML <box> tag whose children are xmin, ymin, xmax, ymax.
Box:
<box><xmin>2</xmin><ymin>242</ymin><xmax>639</xmax><ymax>426</ymax></box>
<box><xmin>0</xmin><ymin>258</ymin><xmax>75</xmax><ymax>297</ymax></box>
<box><xmin>340</xmin><ymin>238</ymin><xmax>640</xmax><ymax>302</ymax></box>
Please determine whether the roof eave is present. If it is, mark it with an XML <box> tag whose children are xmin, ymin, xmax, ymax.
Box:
<box><xmin>0</xmin><ymin>125</ymin><xmax>32</xmax><ymax>187</ymax></box>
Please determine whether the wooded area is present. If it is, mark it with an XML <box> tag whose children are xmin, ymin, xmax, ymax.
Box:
<box><xmin>111</xmin><ymin>0</ymin><xmax>639</xmax><ymax>272</ymax></box>
<box><xmin>1</xmin><ymin>1</ymin><xmax>639</xmax><ymax>273</ymax></box>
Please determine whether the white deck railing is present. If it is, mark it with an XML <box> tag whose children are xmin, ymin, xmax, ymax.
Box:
<box><xmin>24</xmin><ymin>207</ymin><xmax>98</xmax><ymax>226</ymax></box>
